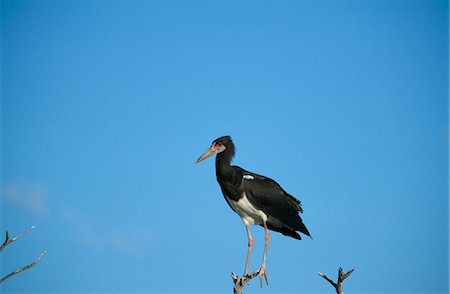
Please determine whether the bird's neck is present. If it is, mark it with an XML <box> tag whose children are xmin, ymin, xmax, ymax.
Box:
<box><xmin>215</xmin><ymin>149</ymin><xmax>233</xmax><ymax>177</ymax></box>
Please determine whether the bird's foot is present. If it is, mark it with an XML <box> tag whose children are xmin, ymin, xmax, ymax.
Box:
<box><xmin>258</xmin><ymin>266</ymin><xmax>268</xmax><ymax>287</ymax></box>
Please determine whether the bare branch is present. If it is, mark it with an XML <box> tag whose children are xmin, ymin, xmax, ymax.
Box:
<box><xmin>0</xmin><ymin>226</ymin><xmax>35</xmax><ymax>253</ymax></box>
<box><xmin>317</xmin><ymin>272</ymin><xmax>338</xmax><ymax>288</ymax></box>
<box><xmin>317</xmin><ymin>267</ymin><xmax>355</xmax><ymax>294</ymax></box>
<box><xmin>340</xmin><ymin>268</ymin><xmax>354</xmax><ymax>281</ymax></box>
<box><xmin>1</xmin><ymin>226</ymin><xmax>46</xmax><ymax>284</ymax></box>
<box><xmin>0</xmin><ymin>250</ymin><xmax>47</xmax><ymax>284</ymax></box>
<box><xmin>231</xmin><ymin>268</ymin><xmax>261</xmax><ymax>294</ymax></box>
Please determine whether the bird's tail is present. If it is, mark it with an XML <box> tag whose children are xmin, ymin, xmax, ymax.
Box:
<box><xmin>297</xmin><ymin>221</ymin><xmax>312</xmax><ymax>239</ymax></box>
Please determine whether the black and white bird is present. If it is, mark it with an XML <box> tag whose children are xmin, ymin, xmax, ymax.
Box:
<box><xmin>196</xmin><ymin>135</ymin><xmax>311</xmax><ymax>285</ymax></box>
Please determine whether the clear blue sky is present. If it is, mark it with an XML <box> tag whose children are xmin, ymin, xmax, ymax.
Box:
<box><xmin>1</xmin><ymin>1</ymin><xmax>448</xmax><ymax>293</ymax></box>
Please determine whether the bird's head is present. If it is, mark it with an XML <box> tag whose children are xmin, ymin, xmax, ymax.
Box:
<box><xmin>196</xmin><ymin>135</ymin><xmax>233</xmax><ymax>164</ymax></box>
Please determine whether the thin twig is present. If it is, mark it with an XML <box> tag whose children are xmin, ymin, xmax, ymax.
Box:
<box><xmin>317</xmin><ymin>272</ymin><xmax>338</xmax><ymax>288</ymax></box>
<box><xmin>0</xmin><ymin>250</ymin><xmax>47</xmax><ymax>284</ymax></box>
<box><xmin>0</xmin><ymin>226</ymin><xmax>35</xmax><ymax>253</ymax></box>
<box><xmin>317</xmin><ymin>267</ymin><xmax>354</xmax><ymax>294</ymax></box>
<box><xmin>339</xmin><ymin>267</ymin><xmax>354</xmax><ymax>282</ymax></box>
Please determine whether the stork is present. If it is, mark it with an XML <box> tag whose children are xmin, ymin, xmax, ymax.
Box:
<box><xmin>196</xmin><ymin>135</ymin><xmax>311</xmax><ymax>286</ymax></box>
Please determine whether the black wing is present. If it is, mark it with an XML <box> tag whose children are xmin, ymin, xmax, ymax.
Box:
<box><xmin>242</xmin><ymin>170</ymin><xmax>311</xmax><ymax>239</ymax></box>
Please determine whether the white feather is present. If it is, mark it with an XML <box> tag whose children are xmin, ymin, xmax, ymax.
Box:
<box><xmin>228</xmin><ymin>192</ymin><xmax>267</xmax><ymax>225</ymax></box>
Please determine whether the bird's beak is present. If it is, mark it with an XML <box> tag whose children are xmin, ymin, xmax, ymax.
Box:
<box><xmin>196</xmin><ymin>143</ymin><xmax>226</xmax><ymax>164</ymax></box>
<box><xmin>196</xmin><ymin>146</ymin><xmax>216</xmax><ymax>164</ymax></box>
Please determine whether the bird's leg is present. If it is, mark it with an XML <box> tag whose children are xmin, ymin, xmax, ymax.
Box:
<box><xmin>243</xmin><ymin>222</ymin><xmax>254</xmax><ymax>277</ymax></box>
<box><xmin>259</xmin><ymin>222</ymin><xmax>270</xmax><ymax>287</ymax></box>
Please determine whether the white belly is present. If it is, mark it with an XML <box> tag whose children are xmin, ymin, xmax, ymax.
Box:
<box><xmin>228</xmin><ymin>192</ymin><xmax>267</xmax><ymax>225</ymax></box>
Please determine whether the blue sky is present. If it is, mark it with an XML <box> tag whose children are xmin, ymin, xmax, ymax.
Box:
<box><xmin>1</xmin><ymin>1</ymin><xmax>448</xmax><ymax>293</ymax></box>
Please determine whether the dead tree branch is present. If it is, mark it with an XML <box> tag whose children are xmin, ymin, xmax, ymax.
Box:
<box><xmin>231</xmin><ymin>268</ymin><xmax>261</xmax><ymax>294</ymax></box>
<box><xmin>0</xmin><ymin>226</ymin><xmax>47</xmax><ymax>284</ymax></box>
<box><xmin>317</xmin><ymin>267</ymin><xmax>354</xmax><ymax>294</ymax></box>
<box><xmin>0</xmin><ymin>250</ymin><xmax>47</xmax><ymax>284</ymax></box>
<box><xmin>0</xmin><ymin>226</ymin><xmax>35</xmax><ymax>252</ymax></box>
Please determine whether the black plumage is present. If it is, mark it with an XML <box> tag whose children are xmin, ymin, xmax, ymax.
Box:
<box><xmin>196</xmin><ymin>135</ymin><xmax>311</xmax><ymax>285</ymax></box>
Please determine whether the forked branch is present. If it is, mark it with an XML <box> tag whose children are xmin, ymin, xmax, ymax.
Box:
<box><xmin>0</xmin><ymin>226</ymin><xmax>35</xmax><ymax>252</ymax></box>
<box><xmin>317</xmin><ymin>267</ymin><xmax>354</xmax><ymax>294</ymax></box>
<box><xmin>231</xmin><ymin>268</ymin><xmax>261</xmax><ymax>294</ymax></box>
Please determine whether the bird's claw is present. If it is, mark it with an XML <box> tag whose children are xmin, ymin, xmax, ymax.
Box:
<box><xmin>258</xmin><ymin>267</ymin><xmax>268</xmax><ymax>287</ymax></box>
